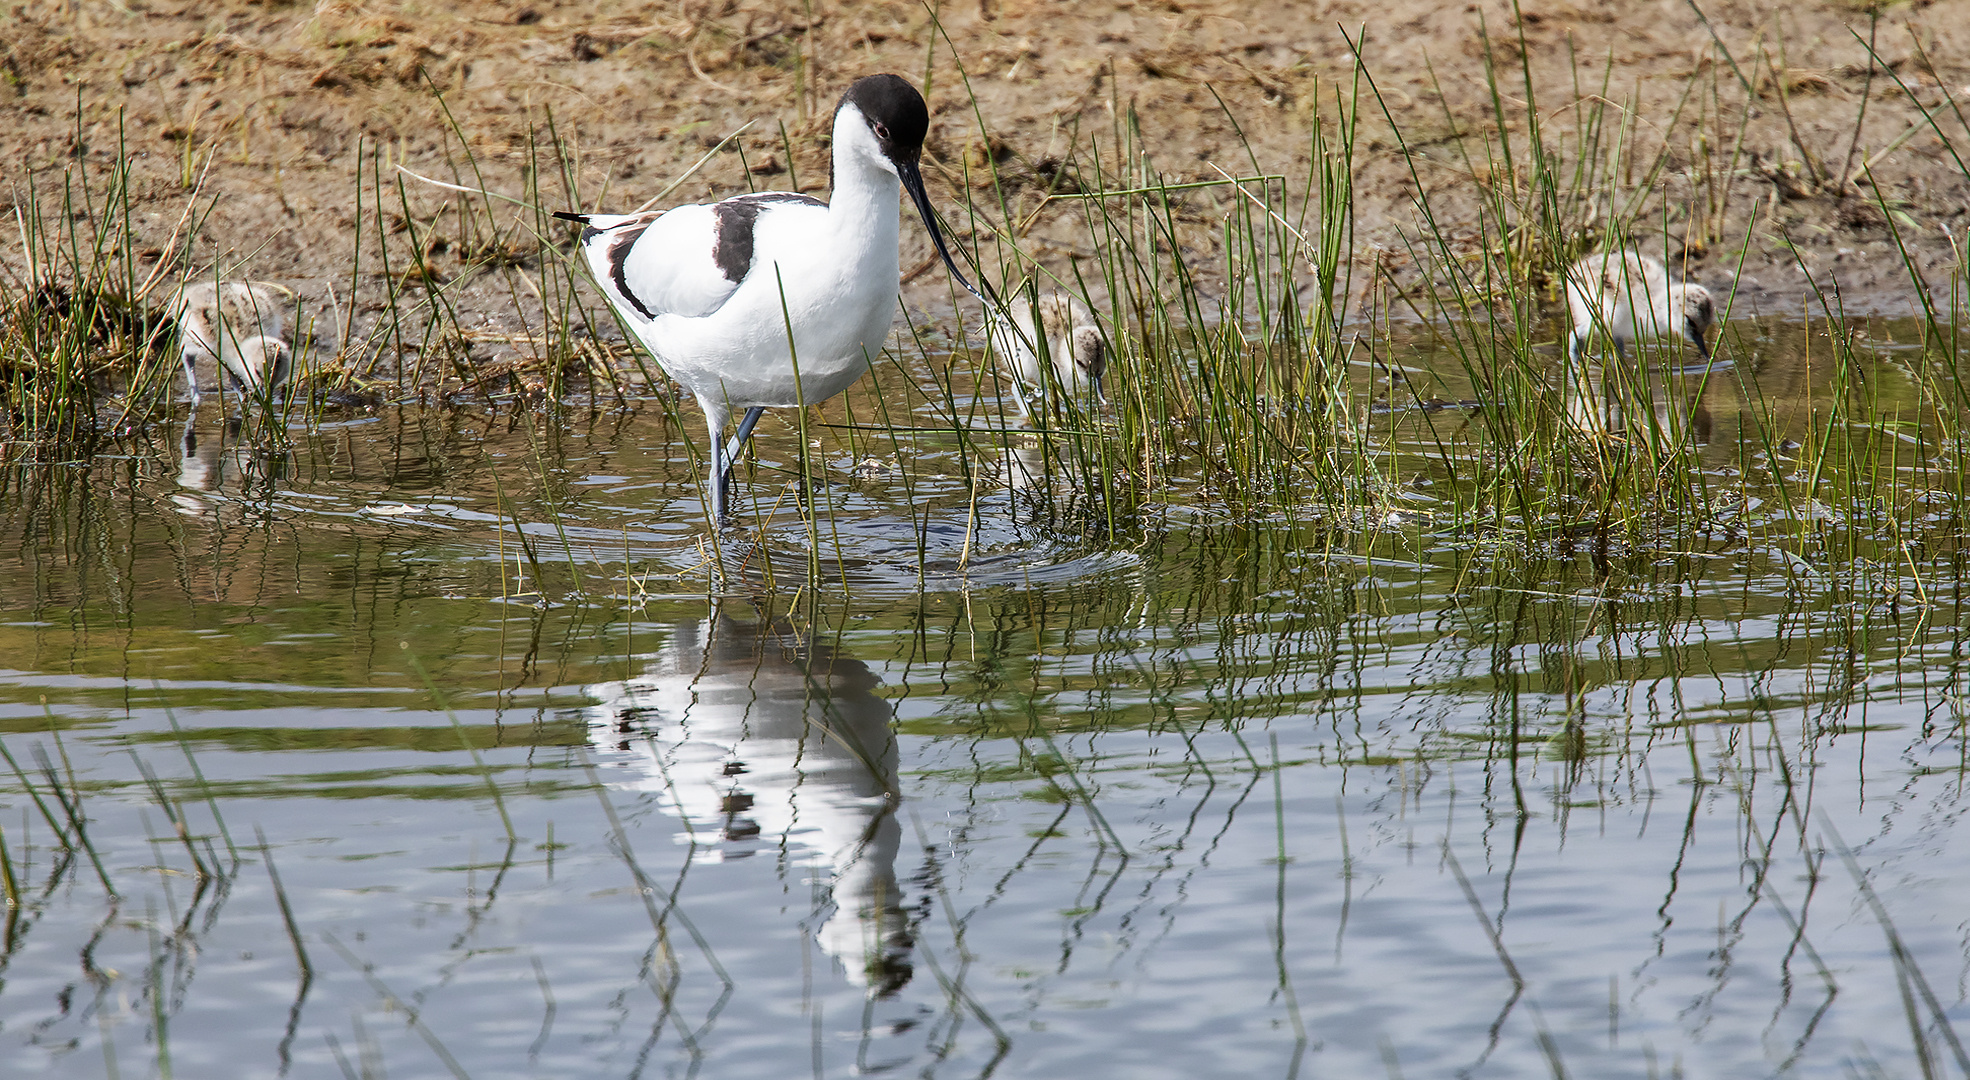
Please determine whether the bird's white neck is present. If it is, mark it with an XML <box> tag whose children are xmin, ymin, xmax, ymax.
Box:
<box><xmin>827</xmin><ymin>110</ymin><xmax>903</xmax><ymax>245</ymax></box>
<box><xmin>829</xmin><ymin>161</ymin><xmax>900</xmax><ymax>231</ymax></box>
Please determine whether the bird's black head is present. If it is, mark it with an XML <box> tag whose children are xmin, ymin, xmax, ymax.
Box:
<box><xmin>1681</xmin><ymin>284</ymin><xmax>1716</xmax><ymax>361</ymax></box>
<box><xmin>838</xmin><ymin>74</ymin><xmax>930</xmax><ymax>166</ymax></box>
<box><xmin>834</xmin><ymin>73</ymin><xmax>989</xmax><ymax>307</ymax></box>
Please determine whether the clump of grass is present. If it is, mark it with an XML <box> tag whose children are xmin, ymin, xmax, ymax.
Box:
<box><xmin>0</xmin><ymin>91</ymin><xmax>641</xmax><ymax>446</ymax></box>
<box><xmin>1</xmin><ymin>119</ymin><xmax>184</xmax><ymax>437</ymax></box>
<box><xmin>322</xmin><ymin>94</ymin><xmax>648</xmax><ymax>410</ymax></box>
<box><xmin>0</xmin><ymin>115</ymin><xmax>330</xmax><ymax>439</ymax></box>
<box><xmin>5</xmin><ymin>4</ymin><xmax>1966</xmax><ymax>572</ymax></box>
<box><xmin>914</xmin><ymin>1</ymin><xmax>1967</xmax><ymax>564</ymax></box>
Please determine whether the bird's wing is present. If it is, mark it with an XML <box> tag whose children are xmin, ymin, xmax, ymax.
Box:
<box><xmin>569</xmin><ymin>194</ymin><xmax>826</xmax><ymax>323</ymax></box>
<box><xmin>219</xmin><ymin>283</ymin><xmax>286</xmax><ymax>341</ymax></box>
<box><xmin>566</xmin><ymin>209</ymin><xmax>716</xmax><ymax>321</ymax></box>
<box><xmin>1564</xmin><ymin>253</ymin><xmax>1631</xmax><ymax>311</ymax></box>
<box><xmin>174</xmin><ymin>295</ymin><xmax>224</xmax><ymax>358</ymax></box>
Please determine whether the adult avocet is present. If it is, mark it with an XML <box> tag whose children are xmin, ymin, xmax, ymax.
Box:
<box><xmin>170</xmin><ymin>281</ymin><xmax>292</xmax><ymax>404</ymax></box>
<box><xmin>556</xmin><ymin>73</ymin><xmax>984</xmax><ymax>524</ymax></box>
<box><xmin>987</xmin><ymin>287</ymin><xmax>1106</xmax><ymax>420</ymax></box>
<box><xmin>1565</xmin><ymin>251</ymin><xmax>1714</xmax><ymax>364</ymax></box>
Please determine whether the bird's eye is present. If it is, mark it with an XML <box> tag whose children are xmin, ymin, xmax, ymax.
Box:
<box><xmin>872</xmin><ymin>122</ymin><xmax>891</xmax><ymax>141</ymax></box>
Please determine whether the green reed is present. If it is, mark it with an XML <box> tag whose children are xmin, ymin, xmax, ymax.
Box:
<box><xmin>0</xmin><ymin>98</ymin><xmax>624</xmax><ymax>441</ymax></box>
<box><xmin>3</xmin><ymin>117</ymin><xmax>164</xmax><ymax>436</ymax></box>
<box><xmin>920</xmin><ymin>0</ymin><xmax>1970</xmax><ymax>560</ymax></box>
<box><xmin>3</xmin><ymin>3</ymin><xmax>1966</xmax><ymax>570</ymax></box>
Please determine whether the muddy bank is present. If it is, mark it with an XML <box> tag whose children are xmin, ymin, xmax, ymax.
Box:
<box><xmin>3</xmin><ymin>0</ymin><xmax>1965</xmax><ymax>361</ymax></box>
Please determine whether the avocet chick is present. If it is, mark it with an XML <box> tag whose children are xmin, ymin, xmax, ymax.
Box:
<box><xmin>170</xmin><ymin>281</ymin><xmax>292</xmax><ymax>404</ymax></box>
<box><xmin>988</xmin><ymin>289</ymin><xmax>1106</xmax><ymax>419</ymax></box>
<box><xmin>1565</xmin><ymin>251</ymin><xmax>1714</xmax><ymax>364</ymax></box>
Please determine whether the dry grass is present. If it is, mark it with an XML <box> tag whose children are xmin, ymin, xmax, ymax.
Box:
<box><xmin>1</xmin><ymin>0</ymin><xmax>1964</xmax><ymax>318</ymax></box>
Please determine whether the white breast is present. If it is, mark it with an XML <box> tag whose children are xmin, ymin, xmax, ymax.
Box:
<box><xmin>653</xmin><ymin>203</ymin><xmax>898</xmax><ymax>409</ymax></box>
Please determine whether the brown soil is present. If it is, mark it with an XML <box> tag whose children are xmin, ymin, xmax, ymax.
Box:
<box><xmin>4</xmin><ymin>0</ymin><xmax>1967</xmax><ymax>369</ymax></box>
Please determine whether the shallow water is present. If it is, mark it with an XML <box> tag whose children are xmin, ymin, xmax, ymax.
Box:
<box><xmin>2</xmin><ymin>319</ymin><xmax>1968</xmax><ymax>1079</ymax></box>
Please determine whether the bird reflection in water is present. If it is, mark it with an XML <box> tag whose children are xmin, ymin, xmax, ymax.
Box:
<box><xmin>1560</xmin><ymin>353</ymin><xmax>1716</xmax><ymax>444</ymax></box>
<box><xmin>172</xmin><ymin>415</ymin><xmax>289</xmax><ymax>520</ymax></box>
<box><xmin>586</xmin><ymin>605</ymin><xmax>917</xmax><ymax>998</ymax></box>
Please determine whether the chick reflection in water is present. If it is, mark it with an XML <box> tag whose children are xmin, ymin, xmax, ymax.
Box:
<box><xmin>172</xmin><ymin>416</ymin><xmax>289</xmax><ymax>520</ymax></box>
<box><xmin>1560</xmin><ymin>356</ymin><xmax>1716</xmax><ymax>444</ymax></box>
<box><xmin>586</xmin><ymin>607</ymin><xmax>916</xmax><ymax>998</ymax></box>
<box><xmin>1559</xmin><ymin>340</ymin><xmax>1720</xmax><ymax>444</ymax></box>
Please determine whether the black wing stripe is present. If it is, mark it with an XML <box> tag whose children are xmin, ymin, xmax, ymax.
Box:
<box><xmin>606</xmin><ymin>224</ymin><xmax>657</xmax><ymax>319</ymax></box>
<box><xmin>712</xmin><ymin>193</ymin><xmax>827</xmax><ymax>284</ymax></box>
<box><xmin>711</xmin><ymin>201</ymin><xmax>759</xmax><ymax>283</ymax></box>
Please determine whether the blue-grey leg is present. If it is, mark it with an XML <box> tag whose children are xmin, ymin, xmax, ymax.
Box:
<box><xmin>707</xmin><ymin>417</ymin><xmax>729</xmax><ymax>523</ymax></box>
<box><xmin>724</xmin><ymin>406</ymin><xmax>766</xmax><ymax>465</ymax></box>
<box><xmin>182</xmin><ymin>352</ymin><xmax>201</xmax><ymax>407</ymax></box>
<box><xmin>710</xmin><ymin>406</ymin><xmax>765</xmax><ymax>523</ymax></box>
